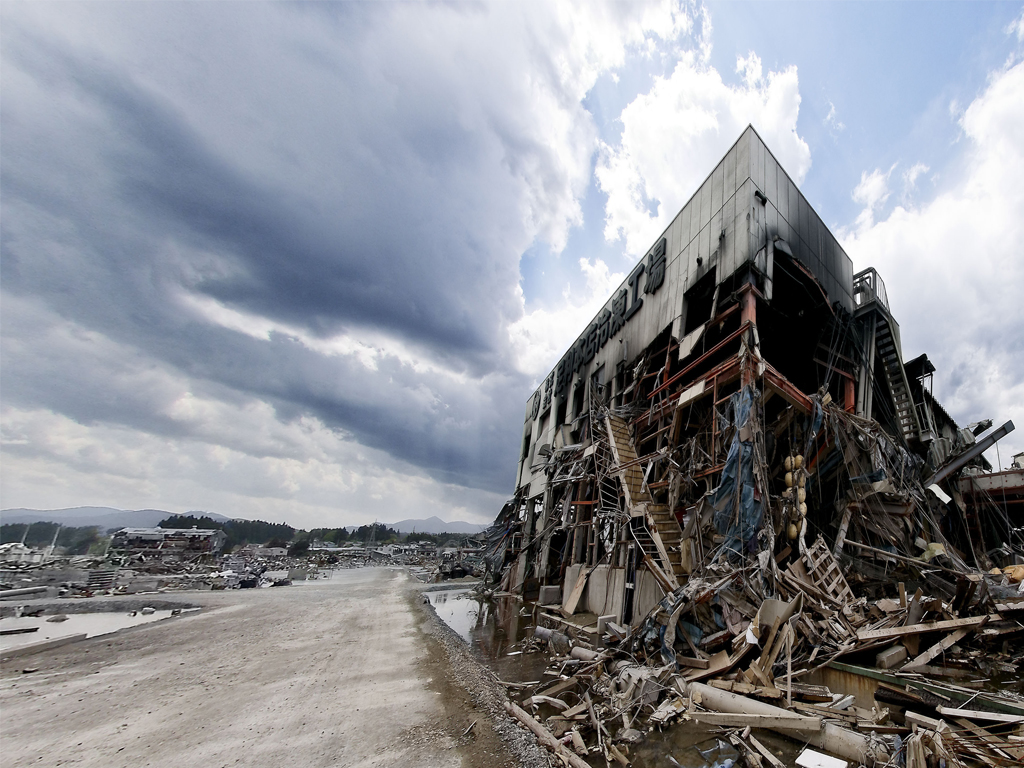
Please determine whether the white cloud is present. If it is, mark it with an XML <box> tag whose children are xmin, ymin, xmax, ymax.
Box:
<box><xmin>899</xmin><ymin>162</ymin><xmax>930</xmax><ymax>204</ymax></box>
<box><xmin>902</xmin><ymin>162</ymin><xmax>929</xmax><ymax>190</ymax></box>
<box><xmin>824</xmin><ymin>100</ymin><xmax>845</xmax><ymax>133</ymax></box>
<box><xmin>1008</xmin><ymin>7</ymin><xmax>1024</xmax><ymax>43</ymax></box>
<box><xmin>596</xmin><ymin>49</ymin><xmax>811</xmax><ymax>255</ymax></box>
<box><xmin>0</xmin><ymin>406</ymin><xmax>505</xmax><ymax>528</ymax></box>
<box><xmin>850</xmin><ymin>164</ymin><xmax>896</xmax><ymax>228</ymax></box>
<box><xmin>736</xmin><ymin>51</ymin><xmax>762</xmax><ymax>88</ymax></box>
<box><xmin>840</xmin><ymin>60</ymin><xmax>1024</xmax><ymax>464</ymax></box>
<box><xmin>508</xmin><ymin>258</ymin><xmax>626</xmax><ymax>379</ymax></box>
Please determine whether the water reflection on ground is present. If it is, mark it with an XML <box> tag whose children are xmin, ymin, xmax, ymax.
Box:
<box><xmin>0</xmin><ymin>609</ymin><xmax>184</xmax><ymax>652</ymax></box>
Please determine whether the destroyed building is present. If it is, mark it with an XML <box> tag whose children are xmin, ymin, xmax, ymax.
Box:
<box><xmin>481</xmin><ymin>126</ymin><xmax>1024</xmax><ymax>768</ymax></box>
<box><xmin>490</xmin><ymin>125</ymin><xmax>1019</xmax><ymax>621</ymax></box>
<box><xmin>110</xmin><ymin>527</ymin><xmax>228</xmax><ymax>558</ymax></box>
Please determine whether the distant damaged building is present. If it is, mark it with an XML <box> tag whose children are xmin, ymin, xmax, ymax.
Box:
<box><xmin>486</xmin><ymin>126</ymin><xmax>1020</xmax><ymax>625</ymax></box>
<box><xmin>110</xmin><ymin>526</ymin><xmax>228</xmax><ymax>559</ymax></box>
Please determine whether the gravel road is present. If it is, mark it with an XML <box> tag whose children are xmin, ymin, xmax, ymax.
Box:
<box><xmin>0</xmin><ymin>567</ymin><xmax>546</xmax><ymax>768</ymax></box>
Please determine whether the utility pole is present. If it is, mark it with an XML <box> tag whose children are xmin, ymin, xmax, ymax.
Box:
<box><xmin>44</xmin><ymin>524</ymin><xmax>62</xmax><ymax>563</ymax></box>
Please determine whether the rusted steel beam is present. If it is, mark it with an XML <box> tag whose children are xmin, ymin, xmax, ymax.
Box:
<box><xmin>761</xmin><ymin>364</ymin><xmax>813</xmax><ymax>412</ymax></box>
<box><xmin>635</xmin><ymin>356</ymin><xmax>741</xmax><ymax>426</ymax></box>
<box><xmin>648</xmin><ymin>321</ymin><xmax>751</xmax><ymax>400</ymax></box>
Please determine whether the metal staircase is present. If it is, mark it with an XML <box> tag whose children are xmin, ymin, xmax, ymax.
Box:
<box><xmin>605</xmin><ymin>413</ymin><xmax>684</xmax><ymax>589</ymax></box>
<box><xmin>874</xmin><ymin>319</ymin><xmax>920</xmax><ymax>444</ymax></box>
<box><xmin>87</xmin><ymin>570</ymin><xmax>117</xmax><ymax>592</ymax></box>
<box><xmin>852</xmin><ymin>268</ymin><xmax>921</xmax><ymax>445</ymax></box>
<box><xmin>591</xmin><ymin>430</ymin><xmax>622</xmax><ymax>517</ymax></box>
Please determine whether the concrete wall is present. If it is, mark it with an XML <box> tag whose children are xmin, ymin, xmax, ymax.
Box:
<box><xmin>633</xmin><ymin>569</ymin><xmax>666</xmax><ymax>622</ymax></box>
<box><xmin>563</xmin><ymin>563</ymin><xmax>624</xmax><ymax>620</ymax></box>
<box><xmin>581</xmin><ymin>564</ymin><xmax>625</xmax><ymax>619</ymax></box>
<box><xmin>561</xmin><ymin>562</ymin><xmax>666</xmax><ymax>627</ymax></box>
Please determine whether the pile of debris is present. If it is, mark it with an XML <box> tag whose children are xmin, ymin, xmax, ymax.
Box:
<box><xmin>495</xmin><ymin>543</ymin><xmax>1024</xmax><ymax>767</ymax></box>
<box><xmin>484</xmin><ymin>382</ymin><xmax>1023</xmax><ymax>766</ymax></box>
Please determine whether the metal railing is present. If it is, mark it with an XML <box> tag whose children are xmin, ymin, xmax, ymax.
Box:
<box><xmin>852</xmin><ymin>267</ymin><xmax>889</xmax><ymax>313</ymax></box>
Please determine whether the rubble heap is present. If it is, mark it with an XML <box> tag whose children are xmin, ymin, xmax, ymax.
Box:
<box><xmin>484</xmin><ymin>389</ymin><xmax>1024</xmax><ymax>767</ymax></box>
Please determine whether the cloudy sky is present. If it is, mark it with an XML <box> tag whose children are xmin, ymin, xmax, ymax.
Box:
<box><xmin>2</xmin><ymin>2</ymin><xmax>1023</xmax><ymax>529</ymax></box>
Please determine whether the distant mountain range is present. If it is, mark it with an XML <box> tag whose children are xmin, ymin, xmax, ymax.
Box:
<box><xmin>1</xmin><ymin>508</ymin><xmax>489</xmax><ymax>536</ymax></box>
<box><xmin>0</xmin><ymin>506</ymin><xmax>232</xmax><ymax>532</ymax></box>
<box><xmin>385</xmin><ymin>516</ymin><xmax>488</xmax><ymax>534</ymax></box>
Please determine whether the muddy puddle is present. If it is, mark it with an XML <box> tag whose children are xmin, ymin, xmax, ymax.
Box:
<box><xmin>428</xmin><ymin>587</ymin><xmax>800</xmax><ymax>768</ymax></box>
<box><xmin>0</xmin><ymin>609</ymin><xmax>190</xmax><ymax>652</ymax></box>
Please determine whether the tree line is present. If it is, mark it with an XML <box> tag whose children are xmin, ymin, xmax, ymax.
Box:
<box><xmin>0</xmin><ymin>523</ymin><xmax>103</xmax><ymax>555</ymax></box>
<box><xmin>2</xmin><ymin>515</ymin><xmax>480</xmax><ymax>556</ymax></box>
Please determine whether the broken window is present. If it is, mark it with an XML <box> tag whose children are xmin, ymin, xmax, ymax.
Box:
<box><xmin>683</xmin><ymin>267</ymin><xmax>716</xmax><ymax>335</ymax></box>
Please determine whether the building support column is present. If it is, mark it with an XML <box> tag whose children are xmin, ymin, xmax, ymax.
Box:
<box><xmin>856</xmin><ymin>315</ymin><xmax>876</xmax><ymax>418</ymax></box>
<box><xmin>740</xmin><ymin>284</ymin><xmax>758</xmax><ymax>387</ymax></box>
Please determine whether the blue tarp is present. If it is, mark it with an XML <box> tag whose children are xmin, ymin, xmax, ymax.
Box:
<box><xmin>710</xmin><ymin>386</ymin><xmax>763</xmax><ymax>560</ymax></box>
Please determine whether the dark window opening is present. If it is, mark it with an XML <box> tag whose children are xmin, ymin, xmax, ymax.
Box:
<box><xmin>572</xmin><ymin>380</ymin><xmax>586</xmax><ymax>419</ymax></box>
<box><xmin>590</xmin><ymin>364</ymin><xmax>606</xmax><ymax>404</ymax></box>
<box><xmin>683</xmin><ymin>267</ymin><xmax>718</xmax><ymax>335</ymax></box>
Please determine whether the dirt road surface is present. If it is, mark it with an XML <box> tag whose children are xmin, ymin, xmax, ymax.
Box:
<box><xmin>0</xmin><ymin>567</ymin><xmax>541</xmax><ymax>768</ymax></box>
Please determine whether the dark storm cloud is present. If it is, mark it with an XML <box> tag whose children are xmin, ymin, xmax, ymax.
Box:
<box><xmin>1</xmin><ymin>297</ymin><xmax>525</xmax><ymax>490</ymax></box>
<box><xmin>0</xmin><ymin>3</ymin><xmax>574</xmax><ymax>495</ymax></box>
<box><xmin>2</xmin><ymin>20</ymin><xmax>520</xmax><ymax>367</ymax></box>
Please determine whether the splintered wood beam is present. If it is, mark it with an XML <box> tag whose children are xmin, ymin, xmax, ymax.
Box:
<box><xmin>902</xmin><ymin>628</ymin><xmax>970</xmax><ymax>671</ymax></box>
<box><xmin>746</xmin><ymin>733</ymin><xmax>787</xmax><ymax>768</ymax></box>
<box><xmin>856</xmin><ymin>614</ymin><xmax>992</xmax><ymax>642</ymax></box>
<box><xmin>686</xmin><ymin>711</ymin><xmax>822</xmax><ymax>731</ymax></box>
<box><xmin>504</xmin><ymin>701</ymin><xmax>591</xmax><ymax>768</ymax></box>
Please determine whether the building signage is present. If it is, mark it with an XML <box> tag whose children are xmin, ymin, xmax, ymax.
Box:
<box><xmin>548</xmin><ymin>237</ymin><xmax>667</xmax><ymax>402</ymax></box>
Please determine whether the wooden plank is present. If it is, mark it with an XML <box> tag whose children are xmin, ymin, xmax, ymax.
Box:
<box><xmin>789</xmin><ymin>702</ymin><xmax>858</xmax><ymax>725</ymax></box>
<box><xmin>747</xmin><ymin>733</ymin><xmax>786</xmax><ymax>768</ymax></box>
<box><xmin>954</xmin><ymin>718</ymin><xmax>1024</xmax><ymax>762</ymax></box>
<box><xmin>747</xmin><ymin>660</ymin><xmax>771</xmax><ymax>686</ymax></box>
<box><xmin>524</xmin><ymin>694</ymin><xmax>570</xmax><ymax>711</ymax></box>
<box><xmin>788</xmin><ymin>683</ymin><xmax>832</xmax><ymax>702</ymax></box>
<box><xmin>537</xmin><ymin>676</ymin><xmax>578</xmax><ymax>699</ymax></box>
<box><xmin>561</xmin><ymin>567</ymin><xmax>593</xmax><ymax>616</ymax></box>
<box><xmin>938</xmin><ymin>708</ymin><xmax>1024</xmax><ymax>725</ymax></box>
<box><xmin>505</xmin><ymin>701</ymin><xmax>590</xmax><ymax>768</ymax></box>
<box><xmin>561</xmin><ymin>701</ymin><xmax>588</xmax><ymax>718</ymax></box>
<box><xmin>686</xmin><ymin>711</ymin><xmax>822</xmax><ymax>731</ymax></box>
<box><xmin>676</xmin><ymin>656</ymin><xmax>709</xmax><ymax>669</ymax></box>
<box><xmin>829</xmin><ymin>661</ymin><xmax>1024</xmax><ymax>717</ymax></box>
<box><xmin>903</xmin><ymin>711</ymin><xmax>944</xmax><ymax>731</ymax></box>
<box><xmin>757</xmin><ymin>617</ymin><xmax>783</xmax><ymax>667</ymax></box>
<box><xmin>945</xmin><ymin>731</ymin><xmax>1003</xmax><ymax>768</ymax></box>
<box><xmin>728</xmin><ymin>733</ymin><xmax>765</xmax><ymax>768</ymax></box>
<box><xmin>994</xmin><ymin>602</ymin><xmax>1024</xmax><ymax>613</ymax></box>
<box><xmin>763</xmin><ymin>624</ymin><xmax>791</xmax><ymax>673</ymax></box>
<box><xmin>832</xmin><ymin>505</ymin><xmax>853</xmax><ymax>557</ymax></box>
<box><xmin>902</xmin><ymin>628</ymin><xmax>970</xmax><ymax>671</ymax></box>
<box><xmin>856</xmin><ymin>615</ymin><xmax>991</xmax><ymax>642</ymax></box>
